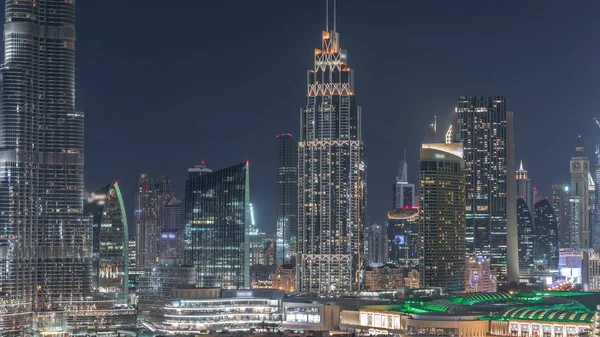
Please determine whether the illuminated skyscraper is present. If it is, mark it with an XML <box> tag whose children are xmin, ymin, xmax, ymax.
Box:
<box><xmin>276</xmin><ymin>133</ymin><xmax>298</xmax><ymax>266</ymax></box>
<box><xmin>393</xmin><ymin>152</ymin><xmax>415</xmax><ymax>209</ymax></box>
<box><xmin>419</xmin><ymin>137</ymin><xmax>466</xmax><ymax>293</ymax></box>
<box><xmin>516</xmin><ymin>160</ymin><xmax>533</xmax><ymax>213</ymax></box>
<box><xmin>364</xmin><ymin>223</ymin><xmax>388</xmax><ymax>265</ymax></box>
<box><xmin>569</xmin><ymin>140</ymin><xmax>591</xmax><ymax>249</ymax></box>
<box><xmin>184</xmin><ymin>162</ymin><xmax>250</xmax><ymax>289</ymax></box>
<box><xmin>551</xmin><ymin>184</ymin><xmax>571</xmax><ymax>248</ymax></box>
<box><xmin>0</xmin><ymin>0</ymin><xmax>85</xmax><ymax>332</ymax></box>
<box><xmin>534</xmin><ymin>199</ymin><xmax>559</xmax><ymax>270</ymax></box>
<box><xmin>452</xmin><ymin>95</ymin><xmax>518</xmax><ymax>283</ymax></box>
<box><xmin>297</xmin><ymin>9</ymin><xmax>366</xmax><ymax>292</ymax></box>
<box><xmin>84</xmin><ymin>182</ymin><xmax>129</xmax><ymax>301</ymax></box>
<box><xmin>135</xmin><ymin>174</ymin><xmax>160</xmax><ymax>269</ymax></box>
<box><xmin>516</xmin><ymin>198</ymin><xmax>534</xmax><ymax>273</ymax></box>
<box><xmin>159</xmin><ymin>196</ymin><xmax>185</xmax><ymax>259</ymax></box>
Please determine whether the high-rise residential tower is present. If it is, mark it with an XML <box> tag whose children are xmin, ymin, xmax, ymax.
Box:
<box><xmin>419</xmin><ymin>136</ymin><xmax>466</xmax><ymax>293</ymax></box>
<box><xmin>452</xmin><ymin>95</ymin><xmax>518</xmax><ymax>283</ymax></box>
<box><xmin>551</xmin><ymin>184</ymin><xmax>571</xmax><ymax>249</ymax></box>
<box><xmin>84</xmin><ymin>182</ymin><xmax>129</xmax><ymax>301</ymax></box>
<box><xmin>569</xmin><ymin>140</ymin><xmax>591</xmax><ymax>249</ymax></box>
<box><xmin>135</xmin><ymin>174</ymin><xmax>160</xmax><ymax>269</ymax></box>
<box><xmin>364</xmin><ymin>223</ymin><xmax>388</xmax><ymax>265</ymax></box>
<box><xmin>534</xmin><ymin>199</ymin><xmax>559</xmax><ymax>270</ymax></box>
<box><xmin>297</xmin><ymin>14</ymin><xmax>366</xmax><ymax>293</ymax></box>
<box><xmin>0</xmin><ymin>0</ymin><xmax>84</xmax><ymax>331</ymax></box>
<box><xmin>276</xmin><ymin>133</ymin><xmax>298</xmax><ymax>266</ymax></box>
<box><xmin>516</xmin><ymin>198</ymin><xmax>534</xmax><ymax>273</ymax></box>
<box><xmin>184</xmin><ymin>162</ymin><xmax>250</xmax><ymax>289</ymax></box>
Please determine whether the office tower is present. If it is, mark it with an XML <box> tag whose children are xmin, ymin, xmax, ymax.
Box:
<box><xmin>393</xmin><ymin>152</ymin><xmax>415</xmax><ymax>209</ymax></box>
<box><xmin>276</xmin><ymin>133</ymin><xmax>298</xmax><ymax>266</ymax></box>
<box><xmin>419</xmin><ymin>137</ymin><xmax>466</xmax><ymax>293</ymax></box>
<box><xmin>569</xmin><ymin>140</ymin><xmax>591</xmax><ymax>249</ymax></box>
<box><xmin>135</xmin><ymin>174</ymin><xmax>160</xmax><ymax>269</ymax></box>
<box><xmin>516</xmin><ymin>160</ymin><xmax>533</xmax><ymax>213</ymax></box>
<box><xmin>516</xmin><ymin>198</ymin><xmax>534</xmax><ymax>273</ymax></box>
<box><xmin>452</xmin><ymin>95</ymin><xmax>518</xmax><ymax>283</ymax></box>
<box><xmin>84</xmin><ymin>182</ymin><xmax>129</xmax><ymax>301</ymax></box>
<box><xmin>552</xmin><ymin>184</ymin><xmax>571</xmax><ymax>249</ymax></box>
<box><xmin>364</xmin><ymin>223</ymin><xmax>388</xmax><ymax>265</ymax></box>
<box><xmin>387</xmin><ymin>208</ymin><xmax>420</xmax><ymax>267</ymax></box>
<box><xmin>185</xmin><ymin>162</ymin><xmax>250</xmax><ymax>289</ymax></box>
<box><xmin>0</xmin><ymin>0</ymin><xmax>85</xmax><ymax>331</ymax></box>
<box><xmin>297</xmin><ymin>12</ymin><xmax>366</xmax><ymax>293</ymax></box>
<box><xmin>534</xmin><ymin>199</ymin><xmax>559</xmax><ymax>270</ymax></box>
<box><xmin>159</xmin><ymin>196</ymin><xmax>185</xmax><ymax>259</ymax></box>
<box><xmin>465</xmin><ymin>256</ymin><xmax>497</xmax><ymax>293</ymax></box>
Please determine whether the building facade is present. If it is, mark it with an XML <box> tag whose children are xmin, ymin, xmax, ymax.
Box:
<box><xmin>84</xmin><ymin>182</ymin><xmax>129</xmax><ymax>301</ymax></box>
<box><xmin>365</xmin><ymin>223</ymin><xmax>388</xmax><ymax>265</ymax></box>
<box><xmin>552</xmin><ymin>184</ymin><xmax>571</xmax><ymax>249</ymax></box>
<box><xmin>387</xmin><ymin>208</ymin><xmax>420</xmax><ymax>268</ymax></box>
<box><xmin>516</xmin><ymin>198</ymin><xmax>534</xmax><ymax>273</ymax></box>
<box><xmin>452</xmin><ymin>95</ymin><xmax>518</xmax><ymax>283</ymax></box>
<box><xmin>135</xmin><ymin>174</ymin><xmax>160</xmax><ymax>269</ymax></box>
<box><xmin>419</xmin><ymin>140</ymin><xmax>466</xmax><ymax>293</ymax></box>
<box><xmin>297</xmin><ymin>26</ymin><xmax>366</xmax><ymax>292</ymax></box>
<box><xmin>534</xmin><ymin>199</ymin><xmax>559</xmax><ymax>270</ymax></box>
<box><xmin>272</xmin><ymin>265</ymin><xmax>296</xmax><ymax>292</ymax></box>
<box><xmin>364</xmin><ymin>264</ymin><xmax>407</xmax><ymax>291</ymax></box>
<box><xmin>276</xmin><ymin>133</ymin><xmax>298</xmax><ymax>266</ymax></box>
<box><xmin>465</xmin><ymin>256</ymin><xmax>497</xmax><ymax>293</ymax></box>
<box><xmin>393</xmin><ymin>155</ymin><xmax>415</xmax><ymax>209</ymax></box>
<box><xmin>184</xmin><ymin>162</ymin><xmax>250</xmax><ymax>289</ymax></box>
<box><xmin>0</xmin><ymin>0</ymin><xmax>85</xmax><ymax>332</ymax></box>
<box><xmin>159</xmin><ymin>196</ymin><xmax>185</xmax><ymax>259</ymax></box>
<box><xmin>570</xmin><ymin>142</ymin><xmax>591</xmax><ymax>249</ymax></box>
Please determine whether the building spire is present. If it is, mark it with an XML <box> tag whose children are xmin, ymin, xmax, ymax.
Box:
<box><xmin>519</xmin><ymin>160</ymin><xmax>524</xmax><ymax>171</ymax></box>
<box><xmin>333</xmin><ymin>0</ymin><xmax>337</xmax><ymax>33</ymax></box>
<box><xmin>326</xmin><ymin>0</ymin><xmax>329</xmax><ymax>32</ymax></box>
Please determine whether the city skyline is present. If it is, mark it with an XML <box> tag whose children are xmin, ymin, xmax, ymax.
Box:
<box><xmin>64</xmin><ymin>1</ymin><xmax>600</xmax><ymax>232</ymax></box>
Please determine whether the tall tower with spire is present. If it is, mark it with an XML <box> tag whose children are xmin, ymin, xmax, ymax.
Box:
<box><xmin>516</xmin><ymin>160</ymin><xmax>533</xmax><ymax>213</ymax></box>
<box><xmin>569</xmin><ymin>137</ymin><xmax>591</xmax><ymax>249</ymax></box>
<box><xmin>393</xmin><ymin>150</ymin><xmax>415</xmax><ymax>209</ymax></box>
<box><xmin>297</xmin><ymin>0</ymin><xmax>366</xmax><ymax>293</ymax></box>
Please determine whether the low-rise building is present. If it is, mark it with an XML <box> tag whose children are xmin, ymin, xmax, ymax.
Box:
<box><xmin>364</xmin><ymin>264</ymin><xmax>415</xmax><ymax>290</ymax></box>
<box><xmin>465</xmin><ymin>256</ymin><xmax>497</xmax><ymax>293</ymax></box>
<box><xmin>272</xmin><ymin>264</ymin><xmax>296</xmax><ymax>292</ymax></box>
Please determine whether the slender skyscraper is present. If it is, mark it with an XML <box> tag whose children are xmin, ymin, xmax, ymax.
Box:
<box><xmin>595</xmin><ymin>145</ymin><xmax>600</xmax><ymax>249</ymax></box>
<box><xmin>516</xmin><ymin>198</ymin><xmax>534</xmax><ymax>273</ymax></box>
<box><xmin>419</xmin><ymin>134</ymin><xmax>466</xmax><ymax>293</ymax></box>
<box><xmin>569</xmin><ymin>140</ymin><xmax>591</xmax><ymax>249</ymax></box>
<box><xmin>551</xmin><ymin>184</ymin><xmax>571</xmax><ymax>249</ymax></box>
<box><xmin>184</xmin><ymin>162</ymin><xmax>250</xmax><ymax>289</ymax></box>
<box><xmin>534</xmin><ymin>199</ymin><xmax>559</xmax><ymax>270</ymax></box>
<box><xmin>135</xmin><ymin>174</ymin><xmax>160</xmax><ymax>269</ymax></box>
<box><xmin>452</xmin><ymin>96</ymin><xmax>518</xmax><ymax>283</ymax></box>
<box><xmin>297</xmin><ymin>4</ymin><xmax>366</xmax><ymax>292</ymax></box>
<box><xmin>393</xmin><ymin>152</ymin><xmax>415</xmax><ymax>209</ymax></box>
<box><xmin>276</xmin><ymin>133</ymin><xmax>298</xmax><ymax>266</ymax></box>
<box><xmin>516</xmin><ymin>160</ymin><xmax>533</xmax><ymax>213</ymax></box>
<box><xmin>0</xmin><ymin>0</ymin><xmax>85</xmax><ymax>331</ymax></box>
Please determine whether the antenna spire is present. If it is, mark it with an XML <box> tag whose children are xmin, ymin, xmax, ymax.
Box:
<box><xmin>326</xmin><ymin>0</ymin><xmax>329</xmax><ymax>32</ymax></box>
<box><xmin>333</xmin><ymin>0</ymin><xmax>337</xmax><ymax>32</ymax></box>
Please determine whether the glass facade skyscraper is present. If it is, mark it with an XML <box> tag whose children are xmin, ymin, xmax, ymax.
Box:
<box><xmin>534</xmin><ymin>199</ymin><xmax>559</xmax><ymax>270</ymax></box>
<box><xmin>297</xmin><ymin>26</ymin><xmax>366</xmax><ymax>293</ymax></box>
<box><xmin>184</xmin><ymin>162</ymin><xmax>250</xmax><ymax>289</ymax></box>
<box><xmin>276</xmin><ymin>133</ymin><xmax>298</xmax><ymax>266</ymax></box>
<box><xmin>0</xmin><ymin>0</ymin><xmax>85</xmax><ymax>332</ymax></box>
<box><xmin>419</xmin><ymin>141</ymin><xmax>466</xmax><ymax>293</ymax></box>
<box><xmin>516</xmin><ymin>198</ymin><xmax>534</xmax><ymax>273</ymax></box>
<box><xmin>135</xmin><ymin>174</ymin><xmax>160</xmax><ymax>269</ymax></box>
<box><xmin>452</xmin><ymin>95</ymin><xmax>518</xmax><ymax>283</ymax></box>
<box><xmin>84</xmin><ymin>182</ymin><xmax>129</xmax><ymax>301</ymax></box>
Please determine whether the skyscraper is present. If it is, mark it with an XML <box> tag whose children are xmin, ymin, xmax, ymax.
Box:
<box><xmin>135</xmin><ymin>174</ymin><xmax>160</xmax><ymax>269</ymax></box>
<box><xmin>516</xmin><ymin>160</ymin><xmax>533</xmax><ymax>213</ymax></box>
<box><xmin>516</xmin><ymin>198</ymin><xmax>534</xmax><ymax>273</ymax></box>
<box><xmin>159</xmin><ymin>196</ymin><xmax>185</xmax><ymax>259</ymax></box>
<box><xmin>364</xmin><ymin>223</ymin><xmax>388</xmax><ymax>265</ymax></box>
<box><xmin>84</xmin><ymin>182</ymin><xmax>129</xmax><ymax>301</ymax></box>
<box><xmin>419</xmin><ymin>136</ymin><xmax>466</xmax><ymax>293</ymax></box>
<box><xmin>184</xmin><ymin>162</ymin><xmax>250</xmax><ymax>289</ymax></box>
<box><xmin>0</xmin><ymin>0</ymin><xmax>85</xmax><ymax>331</ymax></box>
<box><xmin>387</xmin><ymin>208</ymin><xmax>420</xmax><ymax>267</ymax></box>
<box><xmin>452</xmin><ymin>95</ymin><xmax>518</xmax><ymax>283</ymax></box>
<box><xmin>595</xmin><ymin>145</ymin><xmax>600</xmax><ymax>249</ymax></box>
<box><xmin>534</xmin><ymin>199</ymin><xmax>559</xmax><ymax>270</ymax></box>
<box><xmin>551</xmin><ymin>184</ymin><xmax>571</xmax><ymax>249</ymax></box>
<box><xmin>297</xmin><ymin>12</ymin><xmax>366</xmax><ymax>293</ymax></box>
<box><xmin>393</xmin><ymin>152</ymin><xmax>415</xmax><ymax>209</ymax></box>
<box><xmin>276</xmin><ymin>133</ymin><xmax>298</xmax><ymax>266</ymax></box>
<box><xmin>569</xmin><ymin>140</ymin><xmax>591</xmax><ymax>249</ymax></box>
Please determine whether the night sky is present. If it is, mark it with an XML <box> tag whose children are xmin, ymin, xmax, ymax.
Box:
<box><xmin>40</xmin><ymin>1</ymin><xmax>600</xmax><ymax>232</ymax></box>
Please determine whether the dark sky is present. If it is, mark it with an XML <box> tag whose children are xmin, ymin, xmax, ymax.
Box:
<box><xmin>70</xmin><ymin>0</ymin><xmax>600</xmax><ymax>232</ymax></box>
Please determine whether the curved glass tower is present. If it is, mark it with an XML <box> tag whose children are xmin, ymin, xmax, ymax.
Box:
<box><xmin>84</xmin><ymin>182</ymin><xmax>129</xmax><ymax>301</ymax></box>
<box><xmin>0</xmin><ymin>0</ymin><xmax>85</xmax><ymax>332</ymax></box>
